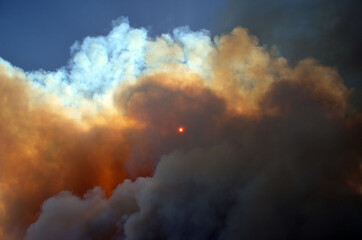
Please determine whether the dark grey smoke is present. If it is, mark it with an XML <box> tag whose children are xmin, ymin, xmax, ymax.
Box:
<box><xmin>25</xmin><ymin>73</ymin><xmax>362</xmax><ymax>239</ymax></box>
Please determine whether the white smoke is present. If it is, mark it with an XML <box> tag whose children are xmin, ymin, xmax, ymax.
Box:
<box><xmin>22</xmin><ymin>18</ymin><xmax>214</xmax><ymax>115</ymax></box>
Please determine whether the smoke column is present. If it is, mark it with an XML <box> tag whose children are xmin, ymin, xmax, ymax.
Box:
<box><xmin>0</xmin><ymin>19</ymin><xmax>361</xmax><ymax>240</ymax></box>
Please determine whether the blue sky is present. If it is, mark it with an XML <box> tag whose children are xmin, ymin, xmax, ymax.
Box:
<box><xmin>0</xmin><ymin>0</ymin><xmax>222</xmax><ymax>71</ymax></box>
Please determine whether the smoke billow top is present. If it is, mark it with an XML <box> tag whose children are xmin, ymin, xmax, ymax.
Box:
<box><xmin>0</xmin><ymin>19</ymin><xmax>361</xmax><ymax>240</ymax></box>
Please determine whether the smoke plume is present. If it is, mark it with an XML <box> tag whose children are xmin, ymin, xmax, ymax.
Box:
<box><xmin>0</xmin><ymin>19</ymin><xmax>361</xmax><ymax>240</ymax></box>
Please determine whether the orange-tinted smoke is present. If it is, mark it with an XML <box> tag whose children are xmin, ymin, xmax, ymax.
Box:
<box><xmin>0</xmin><ymin>66</ymin><xmax>134</xmax><ymax>239</ymax></box>
<box><xmin>0</xmin><ymin>65</ymin><xmax>228</xmax><ymax>239</ymax></box>
<box><xmin>0</xmin><ymin>26</ymin><xmax>361</xmax><ymax>240</ymax></box>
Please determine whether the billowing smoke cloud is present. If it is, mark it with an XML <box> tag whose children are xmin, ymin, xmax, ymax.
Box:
<box><xmin>218</xmin><ymin>0</ymin><xmax>362</xmax><ymax>114</ymax></box>
<box><xmin>0</xmin><ymin>19</ymin><xmax>361</xmax><ymax>240</ymax></box>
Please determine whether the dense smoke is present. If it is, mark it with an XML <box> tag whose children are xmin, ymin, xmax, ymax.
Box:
<box><xmin>0</xmin><ymin>19</ymin><xmax>361</xmax><ymax>240</ymax></box>
<box><xmin>219</xmin><ymin>0</ymin><xmax>362</xmax><ymax>89</ymax></box>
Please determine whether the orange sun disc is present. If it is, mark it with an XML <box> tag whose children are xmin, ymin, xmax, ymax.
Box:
<box><xmin>178</xmin><ymin>127</ymin><xmax>184</xmax><ymax>133</ymax></box>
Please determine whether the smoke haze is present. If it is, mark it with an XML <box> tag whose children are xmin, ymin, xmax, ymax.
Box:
<box><xmin>0</xmin><ymin>19</ymin><xmax>361</xmax><ymax>240</ymax></box>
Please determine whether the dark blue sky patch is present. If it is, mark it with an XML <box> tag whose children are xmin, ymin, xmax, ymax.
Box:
<box><xmin>0</xmin><ymin>0</ymin><xmax>221</xmax><ymax>71</ymax></box>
